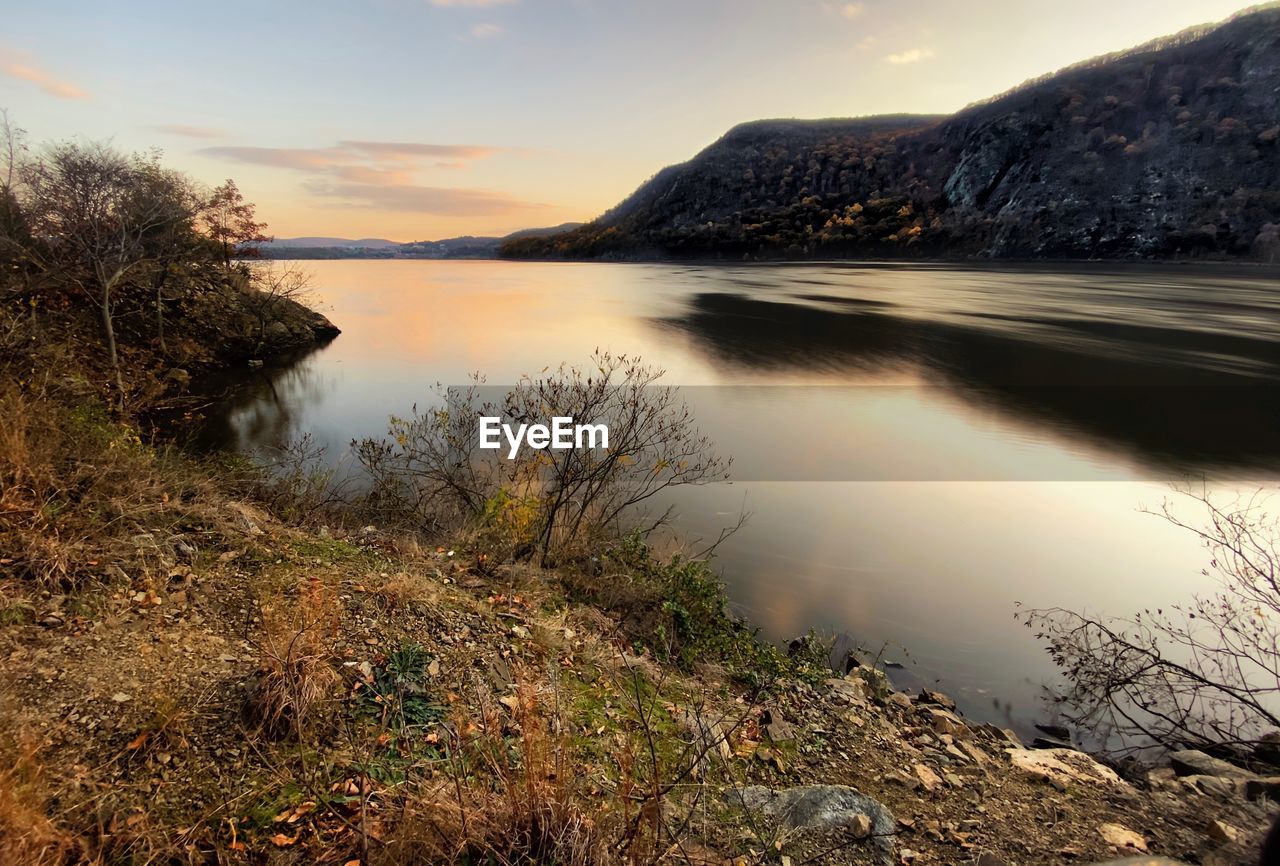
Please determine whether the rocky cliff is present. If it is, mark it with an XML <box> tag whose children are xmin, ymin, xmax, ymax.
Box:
<box><xmin>502</xmin><ymin>5</ymin><xmax>1280</xmax><ymax>262</ymax></box>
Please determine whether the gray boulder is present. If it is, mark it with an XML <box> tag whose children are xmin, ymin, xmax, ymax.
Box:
<box><xmin>1168</xmin><ymin>749</ymin><xmax>1254</xmax><ymax>780</ymax></box>
<box><xmin>730</xmin><ymin>785</ymin><xmax>895</xmax><ymax>862</ymax></box>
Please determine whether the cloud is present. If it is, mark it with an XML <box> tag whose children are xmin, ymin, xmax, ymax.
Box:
<box><xmin>470</xmin><ymin>22</ymin><xmax>503</xmax><ymax>38</ymax></box>
<box><xmin>304</xmin><ymin>182</ymin><xmax>543</xmax><ymax>216</ymax></box>
<box><xmin>820</xmin><ymin>2</ymin><xmax>864</xmax><ymax>19</ymax></box>
<box><xmin>885</xmin><ymin>47</ymin><xmax>934</xmax><ymax>65</ymax></box>
<box><xmin>0</xmin><ymin>50</ymin><xmax>88</xmax><ymax>100</ymax></box>
<box><xmin>340</xmin><ymin>141</ymin><xmax>495</xmax><ymax>160</ymax></box>
<box><xmin>203</xmin><ymin>138</ymin><xmax>534</xmax><ymax>216</ymax></box>
<box><xmin>153</xmin><ymin>124</ymin><xmax>226</xmax><ymax>139</ymax></box>
<box><xmin>428</xmin><ymin>0</ymin><xmax>515</xmax><ymax>6</ymax></box>
<box><xmin>201</xmin><ymin>141</ymin><xmax>498</xmax><ymax>173</ymax></box>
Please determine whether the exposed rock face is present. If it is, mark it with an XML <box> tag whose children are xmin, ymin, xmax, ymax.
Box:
<box><xmin>1007</xmin><ymin>747</ymin><xmax>1125</xmax><ymax>790</ymax></box>
<box><xmin>1168</xmin><ymin>749</ymin><xmax>1256</xmax><ymax>780</ymax></box>
<box><xmin>504</xmin><ymin>6</ymin><xmax>1280</xmax><ymax>262</ymax></box>
<box><xmin>730</xmin><ymin>785</ymin><xmax>897</xmax><ymax>862</ymax></box>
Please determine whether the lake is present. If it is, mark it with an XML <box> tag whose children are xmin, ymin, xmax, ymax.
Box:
<box><xmin>195</xmin><ymin>259</ymin><xmax>1280</xmax><ymax>739</ymax></box>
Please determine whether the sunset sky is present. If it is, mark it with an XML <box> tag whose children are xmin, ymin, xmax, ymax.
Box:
<box><xmin>0</xmin><ymin>0</ymin><xmax>1262</xmax><ymax>241</ymax></box>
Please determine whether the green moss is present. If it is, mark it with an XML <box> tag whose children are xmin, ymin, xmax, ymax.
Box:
<box><xmin>289</xmin><ymin>536</ymin><xmax>368</xmax><ymax>564</ymax></box>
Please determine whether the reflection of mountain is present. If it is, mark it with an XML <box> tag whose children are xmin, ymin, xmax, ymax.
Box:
<box><xmin>186</xmin><ymin>346</ymin><xmax>334</xmax><ymax>454</ymax></box>
<box><xmin>656</xmin><ymin>292</ymin><xmax>1280</xmax><ymax>474</ymax></box>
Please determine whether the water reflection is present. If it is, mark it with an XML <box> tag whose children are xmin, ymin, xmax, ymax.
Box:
<box><xmin>189</xmin><ymin>260</ymin><xmax>1280</xmax><ymax>739</ymax></box>
<box><xmin>189</xmin><ymin>346</ymin><xmax>336</xmax><ymax>455</ymax></box>
<box><xmin>656</xmin><ymin>291</ymin><xmax>1280</xmax><ymax>476</ymax></box>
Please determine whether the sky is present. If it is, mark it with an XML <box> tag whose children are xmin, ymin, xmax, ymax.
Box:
<box><xmin>0</xmin><ymin>0</ymin><xmax>1264</xmax><ymax>241</ymax></box>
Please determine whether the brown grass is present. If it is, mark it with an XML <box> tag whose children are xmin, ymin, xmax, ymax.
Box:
<box><xmin>0</xmin><ymin>381</ymin><xmax>223</xmax><ymax>592</ymax></box>
<box><xmin>249</xmin><ymin>576</ymin><xmax>343</xmax><ymax>739</ymax></box>
<box><xmin>377</xmin><ymin>677</ymin><xmax>620</xmax><ymax>866</ymax></box>
<box><xmin>0</xmin><ymin>736</ymin><xmax>78</xmax><ymax>866</ymax></box>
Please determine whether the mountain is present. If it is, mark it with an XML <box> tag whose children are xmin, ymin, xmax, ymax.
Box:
<box><xmin>268</xmin><ymin>237</ymin><xmax>401</xmax><ymax>249</ymax></box>
<box><xmin>262</xmin><ymin>224</ymin><xmax>585</xmax><ymax>260</ymax></box>
<box><xmin>501</xmin><ymin>5</ymin><xmax>1280</xmax><ymax>262</ymax></box>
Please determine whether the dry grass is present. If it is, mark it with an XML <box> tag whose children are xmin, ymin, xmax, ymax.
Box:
<box><xmin>0</xmin><ymin>381</ymin><xmax>222</xmax><ymax>592</ymax></box>
<box><xmin>378</xmin><ymin>676</ymin><xmax>621</xmax><ymax>866</ymax></box>
<box><xmin>249</xmin><ymin>576</ymin><xmax>343</xmax><ymax>739</ymax></box>
<box><xmin>0</xmin><ymin>736</ymin><xmax>78</xmax><ymax>866</ymax></box>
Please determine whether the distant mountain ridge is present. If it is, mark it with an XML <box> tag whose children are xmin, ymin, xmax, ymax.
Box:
<box><xmin>502</xmin><ymin>4</ymin><xmax>1280</xmax><ymax>262</ymax></box>
<box><xmin>261</xmin><ymin>223</ymin><xmax>583</xmax><ymax>260</ymax></box>
<box><xmin>268</xmin><ymin>237</ymin><xmax>402</xmax><ymax>249</ymax></box>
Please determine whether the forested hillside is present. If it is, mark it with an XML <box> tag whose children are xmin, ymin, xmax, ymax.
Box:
<box><xmin>503</xmin><ymin>5</ymin><xmax>1280</xmax><ymax>261</ymax></box>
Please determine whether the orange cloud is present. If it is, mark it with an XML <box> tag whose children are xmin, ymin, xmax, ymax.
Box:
<box><xmin>203</xmin><ymin>138</ymin><xmax>537</xmax><ymax>217</ymax></box>
<box><xmin>201</xmin><ymin>141</ymin><xmax>498</xmax><ymax>172</ymax></box>
<box><xmin>0</xmin><ymin>50</ymin><xmax>87</xmax><ymax>100</ymax></box>
<box><xmin>303</xmin><ymin>181</ymin><xmax>545</xmax><ymax>215</ymax></box>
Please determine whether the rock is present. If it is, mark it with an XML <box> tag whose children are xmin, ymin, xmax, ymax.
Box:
<box><xmin>728</xmin><ymin>785</ymin><xmax>895</xmax><ymax>859</ymax></box>
<box><xmin>1098</xmin><ymin>823</ymin><xmax>1147</xmax><ymax>852</ymax></box>
<box><xmin>885</xmin><ymin>692</ymin><xmax>913</xmax><ymax>711</ymax></box>
<box><xmin>110</xmin><ymin>692</ymin><xmax>132</xmax><ymax>703</ymax></box>
<box><xmin>978</xmin><ymin>723</ymin><xmax>1023</xmax><ymax>748</ymax></box>
<box><xmin>848</xmin><ymin>813</ymin><xmax>873</xmax><ymax>839</ymax></box>
<box><xmin>674</xmin><ymin>709</ymin><xmax>732</xmax><ymax>764</ymax></box>
<box><xmin>1254</xmin><ymin>731</ymin><xmax>1280</xmax><ymax>767</ymax></box>
<box><xmin>913</xmin><ymin>763</ymin><xmax>943</xmax><ymax>793</ymax></box>
<box><xmin>1244</xmin><ymin>776</ymin><xmax>1280</xmax><ymax>801</ymax></box>
<box><xmin>1168</xmin><ymin>749</ymin><xmax>1254</xmax><ymax>780</ymax></box>
<box><xmin>826</xmin><ymin>676</ymin><xmax>870</xmax><ymax>706</ymax></box>
<box><xmin>247</xmin><ymin>359</ymin><xmax>264</xmax><ymax>368</ymax></box>
<box><xmin>926</xmin><ymin>708</ymin><xmax>969</xmax><ymax>738</ymax></box>
<box><xmin>1082</xmin><ymin>859</ymin><xmax>1192</xmax><ymax>866</ymax></box>
<box><xmin>761</xmin><ymin>708</ymin><xmax>797</xmax><ymax>743</ymax></box>
<box><xmin>1007</xmin><ymin>748</ymin><xmax>1123</xmax><ymax>790</ymax></box>
<box><xmin>1205</xmin><ymin>820</ymin><xmax>1239</xmax><ymax>844</ymax></box>
<box><xmin>1032</xmin><ymin>735</ymin><xmax>1077</xmax><ymax>750</ymax></box>
<box><xmin>916</xmin><ymin>688</ymin><xmax>956</xmax><ymax>710</ymax></box>
<box><xmin>1034</xmin><ymin>722</ymin><xmax>1071</xmax><ymax>740</ymax></box>
<box><xmin>959</xmin><ymin>740</ymin><xmax>990</xmax><ymax>765</ymax></box>
<box><xmin>1179</xmin><ymin>774</ymin><xmax>1240</xmax><ymax>799</ymax></box>
<box><xmin>970</xmin><ymin>854</ymin><xmax>1011</xmax><ymax>866</ymax></box>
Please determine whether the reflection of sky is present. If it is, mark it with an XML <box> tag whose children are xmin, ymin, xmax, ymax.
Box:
<box><xmin>205</xmin><ymin>259</ymin><xmax>1278</xmax><ymax>737</ymax></box>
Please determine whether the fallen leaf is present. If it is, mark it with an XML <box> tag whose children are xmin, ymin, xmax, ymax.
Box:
<box><xmin>269</xmin><ymin>832</ymin><xmax>298</xmax><ymax>847</ymax></box>
<box><xmin>125</xmin><ymin>731</ymin><xmax>150</xmax><ymax>750</ymax></box>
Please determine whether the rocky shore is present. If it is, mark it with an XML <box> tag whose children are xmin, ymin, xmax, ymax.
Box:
<box><xmin>1</xmin><ymin>496</ymin><xmax>1274</xmax><ymax>863</ymax></box>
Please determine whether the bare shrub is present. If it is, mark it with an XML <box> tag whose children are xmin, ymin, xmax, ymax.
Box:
<box><xmin>1024</xmin><ymin>489</ymin><xmax>1280</xmax><ymax>754</ymax></box>
<box><xmin>243</xmin><ymin>261</ymin><xmax>312</xmax><ymax>350</ymax></box>
<box><xmin>356</xmin><ymin>352</ymin><xmax>729</xmax><ymax>565</ymax></box>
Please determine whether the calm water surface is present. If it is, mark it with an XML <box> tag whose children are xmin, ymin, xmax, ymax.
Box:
<box><xmin>198</xmin><ymin>260</ymin><xmax>1280</xmax><ymax>737</ymax></box>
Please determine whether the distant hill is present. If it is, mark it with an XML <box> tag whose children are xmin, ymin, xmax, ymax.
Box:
<box><xmin>261</xmin><ymin>224</ymin><xmax>584</xmax><ymax>260</ymax></box>
<box><xmin>502</xmin><ymin>5</ymin><xmax>1280</xmax><ymax>262</ymax></box>
<box><xmin>268</xmin><ymin>237</ymin><xmax>401</xmax><ymax>249</ymax></box>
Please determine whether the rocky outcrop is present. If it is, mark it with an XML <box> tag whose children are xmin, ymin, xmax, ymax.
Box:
<box><xmin>730</xmin><ymin>784</ymin><xmax>896</xmax><ymax>862</ymax></box>
<box><xmin>504</xmin><ymin>6</ymin><xmax>1280</xmax><ymax>262</ymax></box>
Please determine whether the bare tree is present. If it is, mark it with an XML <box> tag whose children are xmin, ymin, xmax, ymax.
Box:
<box><xmin>243</xmin><ymin>261</ymin><xmax>312</xmax><ymax>351</ymax></box>
<box><xmin>19</xmin><ymin>143</ymin><xmax>201</xmax><ymax>405</ymax></box>
<box><xmin>1023</xmin><ymin>488</ymin><xmax>1280</xmax><ymax>755</ymax></box>
<box><xmin>356</xmin><ymin>352</ymin><xmax>731</xmax><ymax>565</ymax></box>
